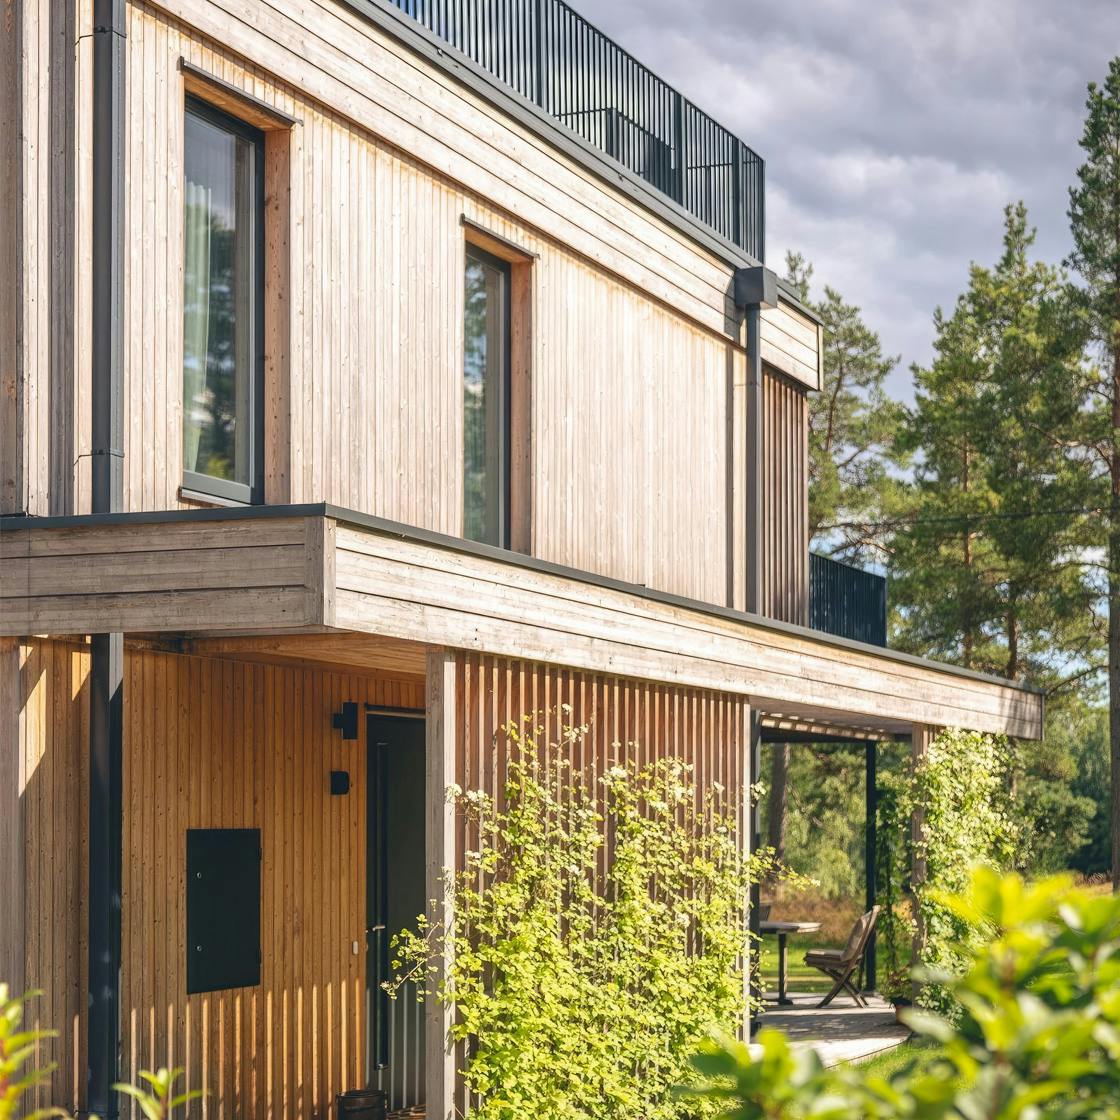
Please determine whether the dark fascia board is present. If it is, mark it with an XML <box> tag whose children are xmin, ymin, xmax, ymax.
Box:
<box><xmin>333</xmin><ymin>0</ymin><xmax>779</xmax><ymax>275</ymax></box>
<box><xmin>1</xmin><ymin>503</ymin><xmax>1040</xmax><ymax>697</ymax></box>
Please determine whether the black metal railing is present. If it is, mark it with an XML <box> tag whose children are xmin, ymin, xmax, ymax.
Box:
<box><xmin>809</xmin><ymin>553</ymin><xmax>887</xmax><ymax>647</ymax></box>
<box><xmin>388</xmin><ymin>0</ymin><xmax>765</xmax><ymax>260</ymax></box>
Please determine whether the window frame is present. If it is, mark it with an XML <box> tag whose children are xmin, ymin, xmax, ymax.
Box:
<box><xmin>181</xmin><ymin>94</ymin><xmax>267</xmax><ymax>506</ymax></box>
<box><xmin>463</xmin><ymin>241</ymin><xmax>513</xmax><ymax>549</ymax></box>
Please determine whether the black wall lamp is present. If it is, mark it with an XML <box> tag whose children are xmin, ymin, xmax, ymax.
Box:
<box><xmin>332</xmin><ymin>701</ymin><xmax>358</xmax><ymax>741</ymax></box>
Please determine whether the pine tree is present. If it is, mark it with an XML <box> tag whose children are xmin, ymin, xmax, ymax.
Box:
<box><xmin>1067</xmin><ymin>58</ymin><xmax>1120</xmax><ymax>888</ymax></box>
<box><xmin>785</xmin><ymin>253</ymin><xmax>903</xmax><ymax>560</ymax></box>
<box><xmin>892</xmin><ymin>205</ymin><xmax>1095</xmax><ymax>684</ymax></box>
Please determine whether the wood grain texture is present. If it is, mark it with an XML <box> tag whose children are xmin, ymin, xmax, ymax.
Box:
<box><xmin>333</xmin><ymin>522</ymin><xmax>1043</xmax><ymax>739</ymax></box>
<box><xmin>424</xmin><ymin>651</ymin><xmax>457</xmax><ymax>1120</ymax></box>
<box><xmin>759</xmin><ymin>300</ymin><xmax>820</xmax><ymax>391</ymax></box>
<box><xmin>16</xmin><ymin>0</ymin><xmax>769</xmax><ymax>609</ymax></box>
<box><xmin>454</xmin><ymin>650</ymin><xmax>752</xmax><ymax>837</ymax></box>
<box><xmin>13</xmin><ymin>637</ymin><xmax>424</xmax><ymax>1117</ymax></box>
<box><xmin>0</xmin><ymin>0</ymin><xmax>89</xmax><ymax>517</ymax></box>
<box><xmin>0</xmin><ymin>517</ymin><xmax>320</xmax><ymax>635</ymax></box>
<box><xmin>11</xmin><ymin>638</ymin><xmax>89</xmax><ymax>1114</ymax></box>
<box><xmin>760</xmin><ymin>367</ymin><xmax>809</xmax><ymax>626</ymax></box>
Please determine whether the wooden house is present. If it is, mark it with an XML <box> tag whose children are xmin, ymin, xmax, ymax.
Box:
<box><xmin>0</xmin><ymin>0</ymin><xmax>1042</xmax><ymax>1115</ymax></box>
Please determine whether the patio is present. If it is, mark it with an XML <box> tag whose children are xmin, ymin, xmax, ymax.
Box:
<box><xmin>759</xmin><ymin>994</ymin><xmax>909</xmax><ymax>1066</ymax></box>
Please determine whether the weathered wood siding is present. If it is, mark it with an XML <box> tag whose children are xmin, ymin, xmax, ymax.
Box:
<box><xmin>7</xmin><ymin>0</ymin><xmax>825</xmax><ymax>608</ymax></box>
<box><xmin>0</xmin><ymin>0</ymin><xmax>92</xmax><ymax>517</ymax></box>
<box><xmin>760</xmin><ymin>367</ymin><xmax>809</xmax><ymax>625</ymax></box>
<box><xmin>10</xmin><ymin>638</ymin><xmax>424</xmax><ymax>1117</ymax></box>
<box><xmin>455</xmin><ymin>651</ymin><xmax>752</xmax><ymax>831</ymax></box>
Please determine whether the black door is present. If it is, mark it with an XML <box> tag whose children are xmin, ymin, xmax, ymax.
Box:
<box><xmin>366</xmin><ymin>713</ymin><xmax>426</xmax><ymax>1105</ymax></box>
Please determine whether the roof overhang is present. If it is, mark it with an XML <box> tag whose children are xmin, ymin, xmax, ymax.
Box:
<box><xmin>0</xmin><ymin>504</ymin><xmax>1044</xmax><ymax>739</ymax></box>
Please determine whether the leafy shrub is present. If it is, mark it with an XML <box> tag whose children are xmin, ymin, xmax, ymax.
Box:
<box><xmin>0</xmin><ymin>985</ymin><xmax>69</xmax><ymax>1120</ymax></box>
<box><xmin>113</xmin><ymin>1067</ymin><xmax>204</xmax><ymax>1120</ymax></box>
<box><xmin>389</xmin><ymin>716</ymin><xmax>770</xmax><ymax>1120</ymax></box>
<box><xmin>877</xmin><ymin>728</ymin><xmax>1020</xmax><ymax>1011</ymax></box>
<box><xmin>687</xmin><ymin>867</ymin><xmax>1120</xmax><ymax>1118</ymax></box>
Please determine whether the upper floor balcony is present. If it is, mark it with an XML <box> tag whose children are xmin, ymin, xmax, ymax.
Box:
<box><xmin>809</xmin><ymin>553</ymin><xmax>888</xmax><ymax>648</ymax></box>
<box><xmin>387</xmin><ymin>0</ymin><xmax>765</xmax><ymax>261</ymax></box>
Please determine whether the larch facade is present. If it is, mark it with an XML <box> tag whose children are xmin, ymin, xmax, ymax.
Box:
<box><xmin>1</xmin><ymin>0</ymin><xmax>1040</xmax><ymax>1117</ymax></box>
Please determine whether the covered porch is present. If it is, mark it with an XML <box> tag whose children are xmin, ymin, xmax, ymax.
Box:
<box><xmin>0</xmin><ymin>504</ymin><xmax>1041</xmax><ymax>1116</ymax></box>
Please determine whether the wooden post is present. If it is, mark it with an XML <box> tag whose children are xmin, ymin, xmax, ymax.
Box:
<box><xmin>425</xmin><ymin>650</ymin><xmax>458</xmax><ymax>1119</ymax></box>
<box><xmin>0</xmin><ymin>638</ymin><xmax>26</xmax><ymax>992</ymax></box>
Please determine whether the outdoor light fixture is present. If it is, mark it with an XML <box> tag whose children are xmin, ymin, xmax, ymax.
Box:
<box><xmin>332</xmin><ymin>701</ymin><xmax>358</xmax><ymax>740</ymax></box>
<box><xmin>330</xmin><ymin>770</ymin><xmax>351</xmax><ymax>796</ymax></box>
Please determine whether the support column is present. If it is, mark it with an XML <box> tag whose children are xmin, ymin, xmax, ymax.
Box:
<box><xmin>0</xmin><ymin>639</ymin><xmax>26</xmax><ymax>993</ymax></box>
<box><xmin>86</xmin><ymin>0</ymin><xmax>125</xmax><ymax>1105</ymax></box>
<box><xmin>86</xmin><ymin>633</ymin><xmax>123</xmax><ymax>1119</ymax></box>
<box><xmin>910</xmin><ymin>724</ymin><xmax>935</xmax><ymax>981</ymax></box>
<box><xmin>863</xmin><ymin>740</ymin><xmax>877</xmax><ymax>992</ymax></box>
<box><xmin>425</xmin><ymin>651</ymin><xmax>457</xmax><ymax>1119</ymax></box>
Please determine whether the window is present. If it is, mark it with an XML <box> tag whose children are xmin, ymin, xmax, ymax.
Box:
<box><xmin>182</xmin><ymin>97</ymin><xmax>264</xmax><ymax>503</ymax></box>
<box><xmin>463</xmin><ymin>244</ymin><xmax>511</xmax><ymax>547</ymax></box>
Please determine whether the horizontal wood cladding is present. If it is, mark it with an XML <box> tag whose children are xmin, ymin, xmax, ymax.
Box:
<box><xmin>332</xmin><ymin>520</ymin><xmax>1043</xmax><ymax>738</ymax></box>
<box><xmin>13</xmin><ymin>637</ymin><xmax>423</xmax><ymax>1116</ymax></box>
<box><xmin>759</xmin><ymin>300</ymin><xmax>821</xmax><ymax>391</ymax></box>
<box><xmin>760</xmin><ymin>368</ymin><xmax>809</xmax><ymax>626</ymax></box>
<box><xmin>1</xmin><ymin>510</ymin><xmax>1042</xmax><ymax>737</ymax></box>
<box><xmin>0</xmin><ymin>517</ymin><xmax>326</xmax><ymax>634</ymax></box>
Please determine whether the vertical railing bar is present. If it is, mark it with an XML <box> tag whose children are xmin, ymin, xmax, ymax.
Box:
<box><xmin>390</xmin><ymin>0</ymin><xmax>763</xmax><ymax>257</ymax></box>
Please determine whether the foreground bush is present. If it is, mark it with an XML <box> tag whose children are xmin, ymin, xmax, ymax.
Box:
<box><xmin>688</xmin><ymin>867</ymin><xmax>1120</xmax><ymax>1118</ymax></box>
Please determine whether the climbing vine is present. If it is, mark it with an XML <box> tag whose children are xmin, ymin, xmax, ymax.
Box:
<box><xmin>388</xmin><ymin>714</ymin><xmax>773</xmax><ymax>1120</ymax></box>
<box><xmin>877</xmin><ymin>728</ymin><xmax>1020</xmax><ymax>1013</ymax></box>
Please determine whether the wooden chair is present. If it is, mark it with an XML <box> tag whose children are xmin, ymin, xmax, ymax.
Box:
<box><xmin>804</xmin><ymin>906</ymin><xmax>880</xmax><ymax>1009</ymax></box>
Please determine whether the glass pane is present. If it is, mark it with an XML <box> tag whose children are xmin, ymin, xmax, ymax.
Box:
<box><xmin>183</xmin><ymin>107</ymin><xmax>257</xmax><ymax>489</ymax></box>
<box><xmin>463</xmin><ymin>249</ymin><xmax>508</xmax><ymax>545</ymax></box>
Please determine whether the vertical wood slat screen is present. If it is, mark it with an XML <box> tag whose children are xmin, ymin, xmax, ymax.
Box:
<box><xmin>12</xmin><ymin>638</ymin><xmax>425</xmax><ymax>1118</ymax></box>
<box><xmin>454</xmin><ymin>651</ymin><xmax>751</xmax><ymax>843</ymax></box>
<box><xmin>759</xmin><ymin>366</ymin><xmax>809</xmax><ymax>626</ymax></box>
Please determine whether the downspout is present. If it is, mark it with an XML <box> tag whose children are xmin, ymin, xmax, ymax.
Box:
<box><xmin>733</xmin><ymin>266</ymin><xmax>778</xmax><ymax>615</ymax></box>
<box><xmin>86</xmin><ymin>0</ymin><xmax>125</xmax><ymax>1112</ymax></box>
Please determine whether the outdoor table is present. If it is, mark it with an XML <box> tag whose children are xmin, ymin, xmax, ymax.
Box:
<box><xmin>759</xmin><ymin>920</ymin><xmax>821</xmax><ymax>1006</ymax></box>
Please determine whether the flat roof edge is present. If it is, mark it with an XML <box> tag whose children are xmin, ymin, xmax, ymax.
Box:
<box><xmin>2</xmin><ymin>504</ymin><xmax>1041</xmax><ymax>698</ymax></box>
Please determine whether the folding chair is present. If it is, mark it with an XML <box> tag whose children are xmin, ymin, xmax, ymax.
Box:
<box><xmin>804</xmin><ymin>905</ymin><xmax>880</xmax><ymax>1009</ymax></box>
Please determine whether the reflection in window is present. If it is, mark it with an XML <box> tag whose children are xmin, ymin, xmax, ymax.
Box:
<box><xmin>183</xmin><ymin>98</ymin><xmax>263</xmax><ymax>501</ymax></box>
<box><xmin>463</xmin><ymin>245</ymin><xmax>510</xmax><ymax>546</ymax></box>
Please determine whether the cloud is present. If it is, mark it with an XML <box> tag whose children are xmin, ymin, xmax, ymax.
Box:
<box><xmin>588</xmin><ymin>0</ymin><xmax>1120</xmax><ymax>398</ymax></box>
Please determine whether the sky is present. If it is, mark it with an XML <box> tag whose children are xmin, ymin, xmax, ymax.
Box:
<box><xmin>590</xmin><ymin>0</ymin><xmax>1120</xmax><ymax>401</ymax></box>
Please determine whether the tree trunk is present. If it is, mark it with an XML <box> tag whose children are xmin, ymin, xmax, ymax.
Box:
<box><xmin>765</xmin><ymin>742</ymin><xmax>790</xmax><ymax>898</ymax></box>
<box><xmin>1111</xmin><ymin>353</ymin><xmax>1120</xmax><ymax>892</ymax></box>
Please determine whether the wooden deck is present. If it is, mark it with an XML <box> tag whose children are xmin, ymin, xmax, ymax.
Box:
<box><xmin>759</xmin><ymin>993</ymin><xmax>909</xmax><ymax>1066</ymax></box>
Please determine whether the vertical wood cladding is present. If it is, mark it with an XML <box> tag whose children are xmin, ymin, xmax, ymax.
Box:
<box><xmin>455</xmin><ymin>652</ymin><xmax>752</xmax><ymax>838</ymax></box>
<box><xmin>57</xmin><ymin>3</ymin><xmax>741</xmax><ymax>606</ymax></box>
<box><xmin>13</xmin><ymin>638</ymin><xmax>423</xmax><ymax>1118</ymax></box>
<box><xmin>760</xmin><ymin>367</ymin><xmax>809</xmax><ymax>626</ymax></box>
<box><xmin>12</xmin><ymin>641</ymin><xmax>752</xmax><ymax>1118</ymax></box>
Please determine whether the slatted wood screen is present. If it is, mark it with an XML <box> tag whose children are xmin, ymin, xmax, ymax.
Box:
<box><xmin>760</xmin><ymin>367</ymin><xmax>809</xmax><ymax>626</ymax></box>
<box><xmin>11</xmin><ymin>638</ymin><xmax>424</xmax><ymax>1118</ymax></box>
<box><xmin>455</xmin><ymin>652</ymin><xmax>752</xmax><ymax>838</ymax></box>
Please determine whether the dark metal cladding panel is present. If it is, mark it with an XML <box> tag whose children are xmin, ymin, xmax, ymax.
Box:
<box><xmin>809</xmin><ymin>553</ymin><xmax>888</xmax><ymax>648</ymax></box>
<box><xmin>186</xmin><ymin>828</ymin><xmax>262</xmax><ymax>994</ymax></box>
